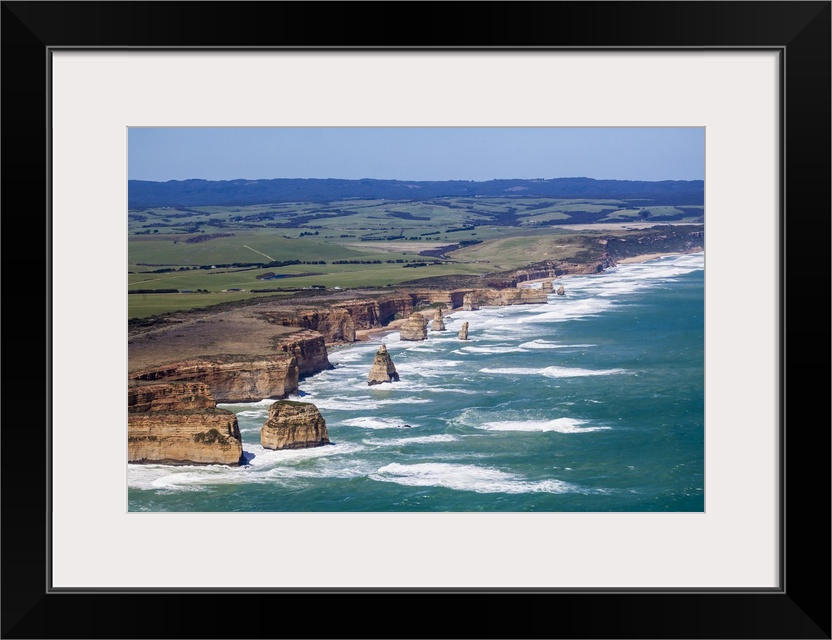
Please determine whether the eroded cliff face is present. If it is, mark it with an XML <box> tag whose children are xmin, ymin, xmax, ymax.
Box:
<box><xmin>258</xmin><ymin>296</ymin><xmax>413</xmax><ymax>344</ymax></box>
<box><xmin>130</xmin><ymin>355</ymin><xmax>300</xmax><ymax>403</ymax></box>
<box><xmin>510</xmin><ymin>255</ymin><xmax>618</xmax><ymax>282</ymax></box>
<box><xmin>273</xmin><ymin>329</ymin><xmax>333</xmax><ymax>377</ymax></box>
<box><xmin>128</xmin><ymin>380</ymin><xmax>216</xmax><ymax>413</ymax></box>
<box><xmin>461</xmin><ymin>287</ymin><xmax>548</xmax><ymax>310</ymax></box>
<box><xmin>377</xmin><ymin>296</ymin><xmax>414</xmax><ymax>325</ymax></box>
<box><xmin>261</xmin><ymin>400</ymin><xmax>330</xmax><ymax>450</ymax></box>
<box><xmin>128</xmin><ymin>381</ymin><xmax>243</xmax><ymax>466</ymax></box>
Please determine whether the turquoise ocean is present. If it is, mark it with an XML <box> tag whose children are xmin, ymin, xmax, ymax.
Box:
<box><xmin>128</xmin><ymin>252</ymin><xmax>704</xmax><ymax>512</ymax></box>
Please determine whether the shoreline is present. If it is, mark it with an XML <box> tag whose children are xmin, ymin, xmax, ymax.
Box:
<box><xmin>353</xmin><ymin>250</ymin><xmax>692</xmax><ymax>343</ymax></box>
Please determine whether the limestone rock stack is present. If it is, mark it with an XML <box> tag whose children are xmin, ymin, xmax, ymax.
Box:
<box><xmin>556</xmin><ymin>284</ymin><xmax>565</xmax><ymax>296</ymax></box>
<box><xmin>261</xmin><ymin>400</ymin><xmax>330</xmax><ymax>450</ymax></box>
<box><xmin>128</xmin><ymin>381</ymin><xmax>243</xmax><ymax>466</ymax></box>
<box><xmin>462</xmin><ymin>293</ymin><xmax>479</xmax><ymax>311</ymax></box>
<box><xmin>367</xmin><ymin>344</ymin><xmax>400</xmax><ymax>385</ymax></box>
<box><xmin>431</xmin><ymin>308</ymin><xmax>446</xmax><ymax>331</ymax></box>
<box><xmin>400</xmin><ymin>312</ymin><xmax>428</xmax><ymax>341</ymax></box>
<box><xmin>458</xmin><ymin>321</ymin><xmax>469</xmax><ymax>340</ymax></box>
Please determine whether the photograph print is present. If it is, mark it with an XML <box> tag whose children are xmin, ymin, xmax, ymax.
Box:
<box><xmin>126</xmin><ymin>126</ymin><xmax>705</xmax><ymax>513</ymax></box>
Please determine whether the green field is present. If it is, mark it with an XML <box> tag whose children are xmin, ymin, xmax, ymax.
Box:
<box><xmin>128</xmin><ymin>196</ymin><xmax>704</xmax><ymax>318</ymax></box>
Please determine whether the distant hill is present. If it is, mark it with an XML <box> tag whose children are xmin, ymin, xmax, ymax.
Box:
<box><xmin>128</xmin><ymin>177</ymin><xmax>704</xmax><ymax>209</ymax></box>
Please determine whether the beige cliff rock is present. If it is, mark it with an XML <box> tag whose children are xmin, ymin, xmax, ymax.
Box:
<box><xmin>260</xmin><ymin>400</ymin><xmax>330</xmax><ymax>450</ymax></box>
<box><xmin>458</xmin><ymin>321</ymin><xmax>469</xmax><ymax>340</ymax></box>
<box><xmin>400</xmin><ymin>312</ymin><xmax>428</xmax><ymax>341</ymax></box>
<box><xmin>130</xmin><ymin>355</ymin><xmax>300</xmax><ymax>403</ymax></box>
<box><xmin>462</xmin><ymin>293</ymin><xmax>479</xmax><ymax>311</ymax></box>
<box><xmin>128</xmin><ymin>381</ymin><xmax>243</xmax><ymax>466</ymax></box>
<box><xmin>556</xmin><ymin>284</ymin><xmax>565</xmax><ymax>296</ymax></box>
<box><xmin>431</xmin><ymin>308</ymin><xmax>446</xmax><ymax>331</ymax></box>
<box><xmin>367</xmin><ymin>344</ymin><xmax>400</xmax><ymax>385</ymax></box>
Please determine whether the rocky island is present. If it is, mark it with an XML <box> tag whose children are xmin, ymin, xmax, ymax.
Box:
<box><xmin>367</xmin><ymin>344</ymin><xmax>399</xmax><ymax>385</ymax></box>
<box><xmin>431</xmin><ymin>308</ymin><xmax>446</xmax><ymax>331</ymax></box>
<box><xmin>261</xmin><ymin>400</ymin><xmax>330</xmax><ymax>450</ymax></box>
<box><xmin>458</xmin><ymin>321</ymin><xmax>469</xmax><ymax>340</ymax></box>
<box><xmin>399</xmin><ymin>312</ymin><xmax>429</xmax><ymax>341</ymax></box>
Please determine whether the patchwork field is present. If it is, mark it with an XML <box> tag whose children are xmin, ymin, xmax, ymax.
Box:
<box><xmin>128</xmin><ymin>196</ymin><xmax>704</xmax><ymax>318</ymax></box>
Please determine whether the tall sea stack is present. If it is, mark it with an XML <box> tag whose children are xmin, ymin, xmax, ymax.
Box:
<box><xmin>431</xmin><ymin>308</ymin><xmax>446</xmax><ymax>331</ymax></box>
<box><xmin>400</xmin><ymin>312</ymin><xmax>428</xmax><ymax>341</ymax></box>
<box><xmin>367</xmin><ymin>344</ymin><xmax>400</xmax><ymax>385</ymax></box>
<box><xmin>458</xmin><ymin>321</ymin><xmax>469</xmax><ymax>340</ymax></box>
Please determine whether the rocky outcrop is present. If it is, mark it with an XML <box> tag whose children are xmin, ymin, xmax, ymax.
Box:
<box><xmin>128</xmin><ymin>381</ymin><xmax>243</xmax><ymax>465</ymax></box>
<box><xmin>274</xmin><ymin>329</ymin><xmax>333</xmax><ymax>377</ymax></box>
<box><xmin>376</xmin><ymin>296</ymin><xmax>415</xmax><ymax>325</ymax></box>
<box><xmin>400</xmin><ymin>312</ymin><xmax>429</xmax><ymax>341</ymax></box>
<box><xmin>462</xmin><ymin>288</ymin><xmax>549</xmax><ymax>309</ymax></box>
<box><xmin>431</xmin><ymin>308</ymin><xmax>446</xmax><ymax>331</ymax></box>
<box><xmin>261</xmin><ymin>400</ymin><xmax>330</xmax><ymax>450</ymax></box>
<box><xmin>128</xmin><ymin>380</ymin><xmax>215</xmax><ymax>413</ymax></box>
<box><xmin>556</xmin><ymin>285</ymin><xmax>565</xmax><ymax>296</ymax></box>
<box><xmin>462</xmin><ymin>293</ymin><xmax>479</xmax><ymax>311</ymax></box>
<box><xmin>367</xmin><ymin>345</ymin><xmax>399</xmax><ymax>385</ymax></box>
<box><xmin>130</xmin><ymin>355</ymin><xmax>300</xmax><ymax>403</ymax></box>
<box><xmin>258</xmin><ymin>296</ymin><xmax>413</xmax><ymax>344</ymax></box>
<box><xmin>458</xmin><ymin>321</ymin><xmax>469</xmax><ymax>340</ymax></box>
<box><xmin>297</xmin><ymin>309</ymin><xmax>357</xmax><ymax>343</ymax></box>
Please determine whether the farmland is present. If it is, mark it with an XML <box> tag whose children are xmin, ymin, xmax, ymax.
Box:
<box><xmin>128</xmin><ymin>194</ymin><xmax>704</xmax><ymax>318</ymax></box>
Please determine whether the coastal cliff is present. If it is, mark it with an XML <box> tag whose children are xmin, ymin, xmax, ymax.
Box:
<box><xmin>258</xmin><ymin>296</ymin><xmax>414</xmax><ymax>344</ymax></box>
<box><xmin>128</xmin><ymin>381</ymin><xmax>243</xmax><ymax>465</ymax></box>
<box><xmin>130</xmin><ymin>355</ymin><xmax>300</xmax><ymax>403</ymax></box>
<box><xmin>462</xmin><ymin>287</ymin><xmax>548</xmax><ymax>310</ymax></box>
<box><xmin>273</xmin><ymin>329</ymin><xmax>333</xmax><ymax>377</ymax></box>
<box><xmin>261</xmin><ymin>400</ymin><xmax>331</xmax><ymax>450</ymax></box>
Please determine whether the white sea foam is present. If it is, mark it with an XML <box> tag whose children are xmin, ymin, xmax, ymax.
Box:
<box><xmin>478</xmin><ymin>367</ymin><xmax>541</xmax><ymax>376</ymax></box>
<box><xmin>245</xmin><ymin>441</ymin><xmax>365</xmax><ymax>467</ymax></box>
<box><xmin>233</xmin><ymin>409</ymin><xmax>269</xmax><ymax>418</ymax></box>
<box><xmin>518</xmin><ymin>340</ymin><xmax>560</xmax><ymax>349</ymax></box>
<box><xmin>363</xmin><ymin>434</ymin><xmax>459</xmax><ymax>446</ymax></box>
<box><xmin>394</xmin><ymin>360</ymin><xmax>462</xmax><ymax>375</ymax></box>
<box><xmin>260</xmin><ymin>458</ymin><xmax>374</xmax><ymax>481</ymax></box>
<box><xmin>341</xmin><ymin>417</ymin><xmax>414</xmax><ymax>430</ymax></box>
<box><xmin>217</xmin><ymin>397</ymin><xmax>280</xmax><ymax>410</ymax></box>
<box><xmin>369</xmin><ymin>463</ymin><xmax>577</xmax><ymax>494</ymax></box>
<box><xmin>519</xmin><ymin>298</ymin><xmax>613</xmax><ymax>323</ymax></box>
<box><xmin>541</xmin><ymin>365</ymin><xmax>627</xmax><ymax>378</ymax></box>
<box><xmin>127</xmin><ymin>441</ymin><xmax>368</xmax><ymax>492</ymax></box>
<box><xmin>304</xmin><ymin>397</ymin><xmax>381</xmax><ymax>411</ymax></box>
<box><xmin>456</xmin><ymin>345</ymin><xmax>527</xmax><ymax>355</ymax></box>
<box><xmin>479</xmin><ymin>366</ymin><xmax>626</xmax><ymax>378</ymax></box>
<box><xmin>519</xmin><ymin>340</ymin><xmax>596</xmax><ymax>350</ymax></box>
<box><xmin>476</xmin><ymin>418</ymin><xmax>611</xmax><ymax>433</ymax></box>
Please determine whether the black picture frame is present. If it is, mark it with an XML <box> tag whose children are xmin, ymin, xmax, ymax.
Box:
<box><xmin>2</xmin><ymin>2</ymin><xmax>829</xmax><ymax>638</ymax></box>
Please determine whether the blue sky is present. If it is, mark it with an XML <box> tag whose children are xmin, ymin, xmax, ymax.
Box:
<box><xmin>128</xmin><ymin>127</ymin><xmax>704</xmax><ymax>183</ymax></box>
